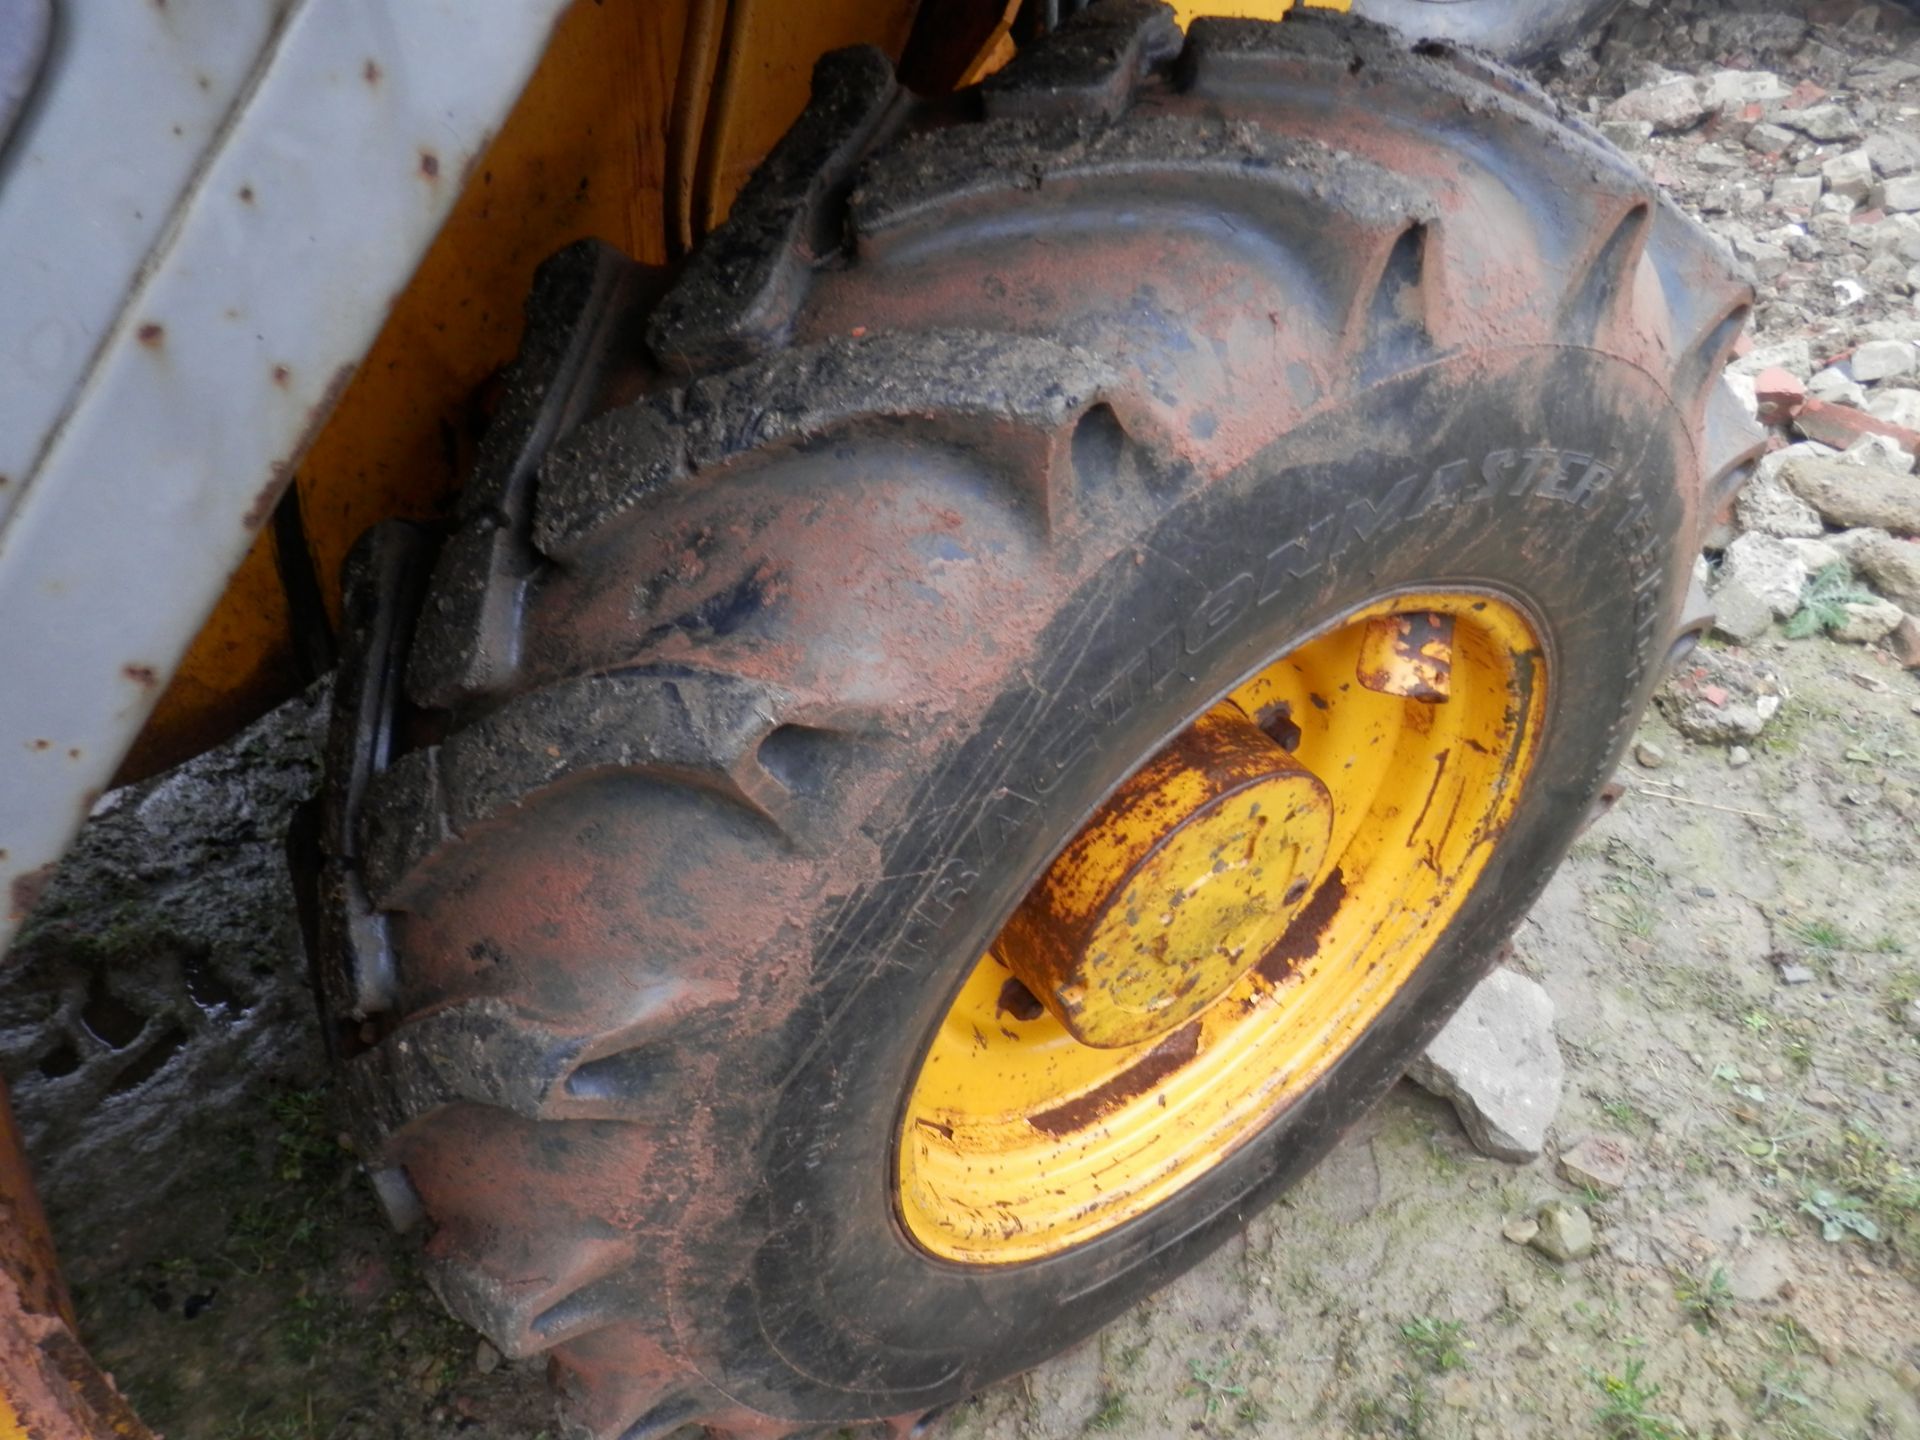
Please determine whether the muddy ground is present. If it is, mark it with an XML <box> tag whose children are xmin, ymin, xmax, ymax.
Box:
<box><xmin>8</xmin><ymin>1</ymin><xmax>1920</xmax><ymax>1437</ymax></box>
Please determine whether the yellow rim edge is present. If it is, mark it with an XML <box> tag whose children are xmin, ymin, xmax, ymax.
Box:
<box><xmin>896</xmin><ymin>591</ymin><xmax>1546</xmax><ymax>1264</ymax></box>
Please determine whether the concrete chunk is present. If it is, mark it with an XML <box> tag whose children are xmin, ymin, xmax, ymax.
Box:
<box><xmin>1406</xmin><ymin>966</ymin><xmax>1562</xmax><ymax>1163</ymax></box>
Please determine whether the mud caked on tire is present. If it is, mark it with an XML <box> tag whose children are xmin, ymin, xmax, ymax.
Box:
<box><xmin>317</xmin><ymin>6</ymin><xmax>1758</xmax><ymax>1436</ymax></box>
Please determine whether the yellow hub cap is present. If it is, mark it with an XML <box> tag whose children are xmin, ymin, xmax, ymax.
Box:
<box><xmin>897</xmin><ymin>592</ymin><xmax>1545</xmax><ymax>1264</ymax></box>
<box><xmin>998</xmin><ymin>703</ymin><xmax>1334</xmax><ymax>1049</ymax></box>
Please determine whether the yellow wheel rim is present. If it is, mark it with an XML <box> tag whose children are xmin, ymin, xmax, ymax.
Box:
<box><xmin>896</xmin><ymin>591</ymin><xmax>1545</xmax><ymax>1264</ymax></box>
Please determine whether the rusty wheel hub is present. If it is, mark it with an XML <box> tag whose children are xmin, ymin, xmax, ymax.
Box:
<box><xmin>997</xmin><ymin>704</ymin><xmax>1333</xmax><ymax>1049</ymax></box>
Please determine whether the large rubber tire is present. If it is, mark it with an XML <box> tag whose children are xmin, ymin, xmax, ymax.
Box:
<box><xmin>1348</xmin><ymin>0</ymin><xmax>1627</xmax><ymax>63</ymax></box>
<box><xmin>318</xmin><ymin>7</ymin><xmax>1760</xmax><ymax>1437</ymax></box>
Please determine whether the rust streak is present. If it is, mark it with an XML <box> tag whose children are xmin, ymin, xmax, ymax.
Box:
<box><xmin>1405</xmin><ymin>747</ymin><xmax>1450</xmax><ymax>846</ymax></box>
<box><xmin>1029</xmin><ymin>1023</ymin><xmax>1200</xmax><ymax>1137</ymax></box>
<box><xmin>1254</xmin><ymin>867</ymin><xmax>1347</xmax><ymax>984</ymax></box>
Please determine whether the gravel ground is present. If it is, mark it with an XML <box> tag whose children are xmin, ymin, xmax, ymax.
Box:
<box><xmin>7</xmin><ymin>3</ymin><xmax>1920</xmax><ymax>1438</ymax></box>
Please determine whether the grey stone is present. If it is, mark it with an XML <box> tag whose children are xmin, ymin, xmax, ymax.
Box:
<box><xmin>1705</xmin><ymin>69</ymin><xmax>1790</xmax><ymax>108</ymax></box>
<box><xmin>1729</xmin><ymin>744</ymin><xmax>1753</xmax><ymax>768</ymax></box>
<box><xmin>1502</xmin><ymin>1215</ymin><xmax>1540</xmax><ymax>1246</ymax></box>
<box><xmin>1782</xmin><ymin>536</ymin><xmax>1846</xmax><ymax>573</ymax></box>
<box><xmin>1851</xmin><ymin>339</ymin><xmax>1919</xmax><ymax>381</ymax></box>
<box><xmin>1782</xmin><ymin>455</ymin><xmax>1920</xmax><ymax>534</ymax></box>
<box><xmin>1727</xmin><ymin>232</ymin><xmax>1790</xmax><ymax>279</ymax></box>
<box><xmin>1809</xmin><ymin>365</ymin><xmax>1868</xmax><ymax>406</ymax></box>
<box><xmin>1599</xmin><ymin>118</ymin><xmax>1654</xmax><ymax>151</ymax></box>
<box><xmin>1633</xmin><ymin>740</ymin><xmax>1667</xmax><ymax>769</ymax></box>
<box><xmin>1657</xmin><ymin>645</ymin><xmax>1788</xmax><ymax>744</ymax></box>
<box><xmin>1759</xmin><ymin>442</ymin><xmax>1842</xmax><ymax>485</ymax></box>
<box><xmin>1823</xmin><ymin>149</ymin><xmax>1876</xmax><ymax>202</ymax></box>
<box><xmin>1860</xmin><ymin>213</ymin><xmax>1920</xmax><ymax>261</ymax></box>
<box><xmin>1709</xmin><ymin>578</ymin><xmax>1776</xmax><ymax>644</ymax></box>
<box><xmin>0</xmin><ymin>686</ymin><xmax>330</xmax><ymax>1251</ymax></box>
<box><xmin>1735</xmin><ymin>471</ymin><xmax>1827</xmax><ymax>538</ymax></box>
<box><xmin>1606</xmin><ymin>76</ymin><xmax>1711</xmax><ymax>132</ymax></box>
<box><xmin>1560</xmin><ymin>1136</ymin><xmax>1632</xmax><ymax>1193</ymax></box>
<box><xmin>1406</xmin><ymin>966</ymin><xmax>1562</xmax><ymax>1164</ymax></box>
<box><xmin>1721</xmin><ymin>533</ymin><xmax>1810</xmax><ymax>618</ymax></box>
<box><xmin>1829</xmin><ymin>526</ymin><xmax>1894</xmax><ymax>563</ymax></box>
<box><xmin>1774</xmin><ymin>174</ymin><xmax>1824</xmax><ymax>208</ymax></box>
<box><xmin>1733</xmin><ymin>338</ymin><xmax>1814</xmax><ymax>378</ymax></box>
<box><xmin>1834</xmin><ymin>597</ymin><xmax>1905</xmax><ymax>643</ymax></box>
<box><xmin>1782</xmin><ymin>103</ymin><xmax>1863</xmax><ymax>142</ymax></box>
<box><xmin>1865</xmin><ymin>387</ymin><xmax>1920</xmax><ymax>432</ymax></box>
<box><xmin>1865</xmin><ymin>127</ymin><xmax>1920</xmax><ymax>177</ymax></box>
<box><xmin>1746</xmin><ymin>122</ymin><xmax>1797</xmax><ymax>156</ymax></box>
<box><xmin>1883</xmin><ymin>175</ymin><xmax>1920</xmax><ymax>212</ymax></box>
<box><xmin>1841</xmin><ymin>430</ymin><xmax>1919</xmax><ymax>473</ymax></box>
<box><xmin>1854</xmin><ymin>532</ymin><xmax>1920</xmax><ymax>608</ymax></box>
<box><xmin>1530</xmin><ymin>1201</ymin><xmax>1597</xmax><ymax>1263</ymax></box>
<box><xmin>1778</xmin><ymin>962</ymin><xmax>1817</xmax><ymax>985</ymax></box>
<box><xmin>1855</xmin><ymin>59</ymin><xmax>1920</xmax><ymax>91</ymax></box>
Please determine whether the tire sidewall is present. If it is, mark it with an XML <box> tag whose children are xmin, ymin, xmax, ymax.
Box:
<box><xmin>700</xmin><ymin>347</ymin><xmax>1688</xmax><ymax>1417</ymax></box>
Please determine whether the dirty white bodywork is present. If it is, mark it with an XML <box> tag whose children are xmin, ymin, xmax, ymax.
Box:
<box><xmin>0</xmin><ymin>0</ymin><xmax>571</xmax><ymax>952</ymax></box>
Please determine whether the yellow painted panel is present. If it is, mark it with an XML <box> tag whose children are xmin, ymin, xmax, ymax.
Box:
<box><xmin>697</xmin><ymin>0</ymin><xmax>921</xmax><ymax>233</ymax></box>
<box><xmin>134</xmin><ymin>0</ymin><xmax>694</xmax><ymax>777</ymax></box>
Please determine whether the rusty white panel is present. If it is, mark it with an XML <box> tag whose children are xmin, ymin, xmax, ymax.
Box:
<box><xmin>0</xmin><ymin>0</ymin><xmax>299</xmax><ymax>522</ymax></box>
<box><xmin>0</xmin><ymin>0</ymin><xmax>571</xmax><ymax>951</ymax></box>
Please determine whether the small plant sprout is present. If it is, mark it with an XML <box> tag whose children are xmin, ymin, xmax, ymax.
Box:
<box><xmin>1782</xmin><ymin>915</ymin><xmax>1846</xmax><ymax>951</ymax></box>
<box><xmin>1184</xmin><ymin>1356</ymin><xmax>1248</xmax><ymax>1422</ymax></box>
<box><xmin>1398</xmin><ymin>1316</ymin><xmax>1470</xmax><ymax>1374</ymax></box>
<box><xmin>1087</xmin><ymin>1389</ymin><xmax>1130</xmax><ymax>1432</ymax></box>
<box><xmin>1672</xmin><ymin>1265</ymin><xmax>1734</xmax><ymax>1331</ymax></box>
<box><xmin>1800</xmin><ymin>1189</ymin><xmax>1880</xmax><ymax>1244</ymax></box>
<box><xmin>1589</xmin><ymin>1359</ymin><xmax>1684</xmax><ymax>1440</ymax></box>
<box><xmin>1784</xmin><ymin>564</ymin><xmax>1879</xmax><ymax>640</ymax></box>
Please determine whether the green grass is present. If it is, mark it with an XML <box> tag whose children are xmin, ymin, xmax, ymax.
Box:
<box><xmin>1184</xmin><ymin>1356</ymin><xmax>1249</xmax><ymax>1422</ymax></box>
<box><xmin>1782</xmin><ymin>916</ymin><xmax>1848</xmax><ymax>952</ymax></box>
<box><xmin>1398</xmin><ymin>1317</ymin><xmax>1470</xmax><ymax>1374</ymax></box>
<box><xmin>1599</xmin><ymin>1098</ymin><xmax>1652</xmax><ymax>1136</ymax></box>
<box><xmin>1086</xmin><ymin>1390</ymin><xmax>1131</xmax><ymax>1432</ymax></box>
<box><xmin>1589</xmin><ymin>1360</ymin><xmax>1685</xmax><ymax>1439</ymax></box>
<box><xmin>1672</xmin><ymin>1265</ymin><xmax>1734</xmax><ymax>1332</ymax></box>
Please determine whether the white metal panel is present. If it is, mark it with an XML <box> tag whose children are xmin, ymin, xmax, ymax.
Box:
<box><xmin>0</xmin><ymin>0</ymin><xmax>572</xmax><ymax>950</ymax></box>
<box><xmin>0</xmin><ymin>0</ymin><xmax>298</xmax><ymax>526</ymax></box>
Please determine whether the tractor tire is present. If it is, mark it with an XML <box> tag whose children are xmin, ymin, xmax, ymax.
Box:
<box><xmin>1348</xmin><ymin>0</ymin><xmax>1627</xmax><ymax>63</ymax></box>
<box><xmin>316</xmin><ymin>6</ymin><xmax>1759</xmax><ymax>1437</ymax></box>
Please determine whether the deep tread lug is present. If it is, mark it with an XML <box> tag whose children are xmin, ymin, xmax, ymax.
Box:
<box><xmin>409</xmin><ymin>240</ymin><xmax>648</xmax><ymax>710</ymax></box>
<box><xmin>645</xmin><ymin>46</ymin><xmax>901</xmax><ymax>374</ymax></box>
<box><xmin>981</xmin><ymin>0</ymin><xmax>1181</xmax><ymax>122</ymax></box>
<box><xmin>536</xmin><ymin>332</ymin><xmax>1135</xmax><ymax>556</ymax></box>
<box><xmin>359</xmin><ymin>668</ymin><xmax>799</xmax><ymax>903</ymax></box>
<box><xmin>1562</xmin><ymin>199</ymin><xmax>1651</xmax><ymax>344</ymax></box>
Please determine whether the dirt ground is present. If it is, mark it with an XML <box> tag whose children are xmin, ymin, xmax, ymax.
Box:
<box><xmin>17</xmin><ymin>2</ymin><xmax>1920</xmax><ymax>1438</ymax></box>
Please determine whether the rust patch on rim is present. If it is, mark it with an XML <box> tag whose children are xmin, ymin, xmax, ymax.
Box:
<box><xmin>1028</xmin><ymin>1022</ymin><xmax>1201</xmax><ymax>1137</ymax></box>
<box><xmin>1357</xmin><ymin>610</ymin><xmax>1453</xmax><ymax>702</ymax></box>
<box><xmin>1252</xmin><ymin>867</ymin><xmax>1348</xmax><ymax>985</ymax></box>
